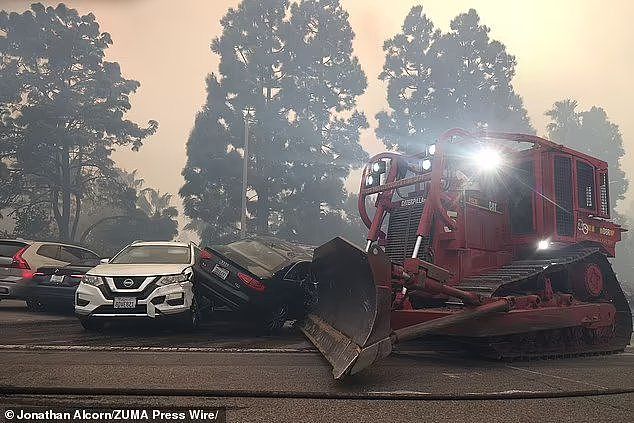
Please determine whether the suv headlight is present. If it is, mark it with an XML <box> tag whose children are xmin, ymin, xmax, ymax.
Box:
<box><xmin>82</xmin><ymin>275</ymin><xmax>103</xmax><ymax>287</ymax></box>
<box><xmin>157</xmin><ymin>273</ymin><xmax>190</xmax><ymax>286</ymax></box>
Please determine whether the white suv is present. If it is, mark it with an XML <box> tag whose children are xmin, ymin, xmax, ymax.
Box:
<box><xmin>75</xmin><ymin>241</ymin><xmax>201</xmax><ymax>331</ymax></box>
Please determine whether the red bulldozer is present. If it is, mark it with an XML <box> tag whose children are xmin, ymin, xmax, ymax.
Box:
<box><xmin>300</xmin><ymin>128</ymin><xmax>633</xmax><ymax>379</ymax></box>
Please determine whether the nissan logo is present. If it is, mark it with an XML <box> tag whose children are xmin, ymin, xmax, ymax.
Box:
<box><xmin>123</xmin><ymin>278</ymin><xmax>134</xmax><ymax>288</ymax></box>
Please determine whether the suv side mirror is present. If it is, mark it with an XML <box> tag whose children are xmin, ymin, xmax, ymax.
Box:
<box><xmin>100</xmin><ymin>258</ymin><xmax>110</xmax><ymax>264</ymax></box>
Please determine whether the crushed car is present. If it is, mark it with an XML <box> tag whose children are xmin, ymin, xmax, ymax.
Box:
<box><xmin>197</xmin><ymin>236</ymin><xmax>315</xmax><ymax>332</ymax></box>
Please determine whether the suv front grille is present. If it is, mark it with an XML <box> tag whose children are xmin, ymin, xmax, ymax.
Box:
<box><xmin>98</xmin><ymin>281</ymin><xmax>159</xmax><ymax>300</ymax></box>
<box><xmin>112</xmin><ymin>276</ymin><xmax>151</xmax><ymax>289</ymax></box>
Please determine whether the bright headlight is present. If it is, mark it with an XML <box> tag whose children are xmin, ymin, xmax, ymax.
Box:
<box><xmin>474</xmin><ymin>148</ymin><xmax>502</xmax><ymax>172</ymax></box>
<box><xmin>157</xmin><ymin>273</ymin><xmax>190</xmax><ymax>286</ymax></box>
<box><xmin>427</xmin><ymin>144</ymin><xmax>436</xmax><ymax>156</ymax></box>
<box><xmin>82</xmin><ymin>275</ymin><xmax>103</xmax><ymax>287</ymax></box>
<box><xmin>422</xmin><ymin>159</ymin><xmax>432</xmax><ymax>171</ymax></box>
<box><xmin>537</xmin><ymin>239</ymin><xmax>550</xmax><ymax>250</ymax></box>
<box><xmin>372</xmin><ymin>162</ymin><xmax>381</xmax><ymax>172</ymax></box>
<box><xmin>366</xmin><ymin>175</ymin><xmax>375</xmax><ymax>186</ymax></box>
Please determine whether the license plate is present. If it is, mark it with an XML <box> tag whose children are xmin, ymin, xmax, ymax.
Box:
<box><xmin>50</xmin><ymin>275</ymin><xmax>64</xmax><ymax>284</ymax></box>
<box><xmin>113</xmin><ymin>297</ymin><xmax>137</xmax><ymax>309</ymax></box>
<box><xmin>212</xmin><ymin>264</ymin><xmax>229</xmax><ymax>280</ymax></box>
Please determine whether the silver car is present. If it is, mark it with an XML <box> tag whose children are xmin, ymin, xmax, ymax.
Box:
<box><xmin>0</xmin><ymin>239</ymin><xmax>99</xmax><ymax>308</ymax></box>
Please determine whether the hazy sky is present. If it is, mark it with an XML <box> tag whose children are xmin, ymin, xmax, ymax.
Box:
<box><xmin>4</xmin><ymin>0</ymin><xmax>634</xmax><ymax>215</ymax></box>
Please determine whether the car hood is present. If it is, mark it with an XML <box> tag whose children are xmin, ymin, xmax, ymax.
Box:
<box><xmin>87</xmin><ymin>263</ymin><xmax>190</xmax><ymax>277</ymax></box>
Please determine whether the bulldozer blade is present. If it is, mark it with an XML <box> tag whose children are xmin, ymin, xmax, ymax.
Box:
<box><xmin>299</xmin><ymin>237</ymin><xmax>393</xmax><ymax>379</ymax></box>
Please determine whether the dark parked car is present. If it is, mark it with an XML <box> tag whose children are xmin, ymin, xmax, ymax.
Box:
<box><xmin>26</xmin><ymin>259</ymin><xmax>101</xmax><ymax>311</ymax></box>
<box><xmin>197</xmin><ymin>236</ymin><xmax>315</xmax><ymax>332</ymax></box>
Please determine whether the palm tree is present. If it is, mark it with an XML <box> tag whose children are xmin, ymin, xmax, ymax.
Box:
<box><xmin>137</xmin><ymin>188</ymin><xmax>175</xmax><ymax>218</ymax></box>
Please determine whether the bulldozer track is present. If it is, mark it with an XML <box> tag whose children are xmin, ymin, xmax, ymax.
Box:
<box><xmin>456</xmin><ymin>248</ymin><xmax>632</xmax><ymax>361</ymax></box>
<box><xmin>458</xmin><ymin>245</ymin><xmax>600</xmax><ymax>296</ymax></box>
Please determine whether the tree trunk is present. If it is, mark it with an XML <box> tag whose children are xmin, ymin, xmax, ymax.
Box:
<box><xmin>69</xmin><ymin>150</ymin><xmax>83</xmax><ymax>241</ymax></box>
<box><xmin>58</xmin><ymin>145</ymin><xmax>72</xmax><ymax>241</ymax></box>
<box><xmin>70</xmin><ymin>193</ymin><xmax>81</xmax><ymax>241</ymax></box>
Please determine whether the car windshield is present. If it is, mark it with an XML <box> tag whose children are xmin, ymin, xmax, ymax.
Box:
<box><xmin>215</xmin><ymin>239</ymin><xmax>296</xmax><ymax>276</ymax></box>
<box><xmin>110</xmin><ymin>245</ymin><xmax>190</xmax><ymax>264</ymax></box>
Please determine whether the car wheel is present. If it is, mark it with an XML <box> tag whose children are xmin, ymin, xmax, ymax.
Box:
<box><xmin>79</xmin><ymin>317</ymin><xmax>104</xmax><ymax>332</ymax></box>
<box><xmin>25</xmin><ymin>299</ymin><xmax>46</xmax><ymax>312</ymax></box>
<box><xmin>262</xmin><ymin>303</ymin><xmax>288</xmax><ymax>334</ymax></box>
<box><xmin>179</xmin><ymin>296</ymin><xmax>201</xmax><ymax>332</ymax></box>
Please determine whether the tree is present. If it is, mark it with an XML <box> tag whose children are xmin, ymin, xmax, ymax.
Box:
<box><xmin>0</xmin><ymin>3</ymin><xmax>157</xmax><ymax>241</ymax></box>
<box><xmin>376</xmin><ymin>7</ymin><xmax>533</xmax><ymax>153</ymax></box>
<box><xmin>181</xmin><ymin>0</ymin><xmax>368</xmax><ymax>245</ymax></box>
<box><xmin>137</xmin><ymin>188</ymin><xmax>177</xmax><ymax>218</ymax></box>
<box><xmin>78</xmin><ymin>171</ymin><xmax>179</xmax><ymax>255</ymax></box>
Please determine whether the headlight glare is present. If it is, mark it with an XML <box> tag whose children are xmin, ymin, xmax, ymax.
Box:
<box><xmin>422</xmin><ymin>159</ymin><xmax>432</xmax><ymax>171</ymax></box>
<box><xmin>537</xmin><ymin>239</ymin><xmax>550</xmax><ymax>250</ymax></box>
<box><xmin>474</xmin><ymin>148</ymin><xmax>502</xmax><ymax>172</ymax></box>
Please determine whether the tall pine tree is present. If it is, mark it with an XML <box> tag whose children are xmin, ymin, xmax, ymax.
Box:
<box><xmin>376</xmin><ymin>7</ymin><xmax>533</xmax><ymax>153</ymax></box>
<box><xmin>181</xmin><ymin>0</ymin><xmax>367</xmax><ymax>244</ymax></box>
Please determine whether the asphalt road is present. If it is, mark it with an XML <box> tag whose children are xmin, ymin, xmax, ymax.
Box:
<box><xmin>1</xmin><ymin>300</ymin><xmax>633</xmax><ymax>422</ymax></box>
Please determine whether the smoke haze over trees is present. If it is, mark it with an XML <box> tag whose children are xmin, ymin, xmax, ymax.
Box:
<box><xmin>0</xmin><ymin>0</ymin><xmax>630</xmax><ymax>280</ymax></box>
<box><xmin>0</xmin><ymin>3</ymin><xmax>176</xmax><ymax>254</ymax></box>
<box><xmin>376</xmin><ymin>6</ymin><xmax>533</xmax><ymax>153</ymax></box>
<box><xmin>181</xmin><ymin>0</ymin><xmax>369</xmax><ymax>245</ymax></box>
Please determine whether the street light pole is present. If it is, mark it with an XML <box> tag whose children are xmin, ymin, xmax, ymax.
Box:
<box><xmin>241</xmin><ymin>114</ymin><xmax>250</xmax><ymax>239</ymax></box>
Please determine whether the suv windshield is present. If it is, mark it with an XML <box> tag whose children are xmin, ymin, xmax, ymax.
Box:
<box><xmin>110</xmin><ymin>245</ymin><xmax>190</xmax><ymax>264</ymax></box>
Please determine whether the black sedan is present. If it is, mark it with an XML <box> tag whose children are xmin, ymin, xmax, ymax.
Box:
<box><xmin>197</xmin><ymin>236</ymin><xmax>315</xmax><ymax>332</ymax></box>
<box><xmin>25</xmin><ymin>259</ymin><xmax>101</xmax><ymax>311</ymax></box>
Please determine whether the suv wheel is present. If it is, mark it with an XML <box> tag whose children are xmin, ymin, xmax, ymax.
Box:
<box><xmin>178</xmin><ymin>296</ymin><xmax>201</xmax><ymax>332</ymax></box>
<box><xmin>262</xmin><ymin>303</ymin><xmax>288</xmax><ymax>334</ymax></box>
<box><xmin>79</xmin><ymin>317</ymin><xmax>104</xmax><ymax>332</ymax></box>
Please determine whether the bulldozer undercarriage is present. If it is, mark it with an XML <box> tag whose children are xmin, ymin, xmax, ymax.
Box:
<box><xmin>456</xmin><ymin>251</ymin><xmax>631</xmax><ymax>361</ymax></box>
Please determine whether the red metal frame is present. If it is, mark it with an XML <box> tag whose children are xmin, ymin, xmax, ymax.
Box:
<box><xmin>354</xmin><ymin>128</ymin><xmax>624</xmax><ymax>334</ymax></box>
